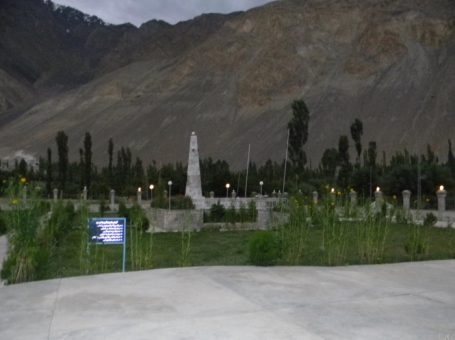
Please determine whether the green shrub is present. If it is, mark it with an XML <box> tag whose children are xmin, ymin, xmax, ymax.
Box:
<box><xmin>423</xmin><ymin>213</ymin><xmax>437</xmax><ymax>227</ymax></box>
<box><xmin>249</xmin><ymin>231</ymin><xmax>279</xmax><ymax>266</ymax></box>
<box><xmin>0</xmin><ymin>211</ymin><xmax>6</xmax><ymax>235</ymax></box>
<box><xmin>129</xmin><ymin>204</ymin><xmax>149</xmax><ymax>232</ymax></box>
<box><xmin>151</xmin><ymin>195</ymin><xmax>194</xmax><ymax>210</ymax></box>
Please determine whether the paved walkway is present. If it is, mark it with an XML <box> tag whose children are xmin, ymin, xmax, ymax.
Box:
<box><xmin>0</xmin><ymin>261</ymin><xmax>455</xmax><ymax>339</ymax></box>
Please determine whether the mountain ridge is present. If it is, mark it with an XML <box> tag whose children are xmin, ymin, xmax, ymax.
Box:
<box><xmin>0</xmin><ymin>0</ymin><xmax>453</xmax><ymax>168</ymax></box>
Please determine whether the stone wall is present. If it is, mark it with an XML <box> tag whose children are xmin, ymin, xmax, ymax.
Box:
<box><xmin>145</xmin><ymin>208</ymin><xmax>203</xmax><ymax>232</ymax></box>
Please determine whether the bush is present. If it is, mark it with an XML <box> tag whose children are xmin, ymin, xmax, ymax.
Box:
<box><xmin>129</xmin><ymin>204</ymin><xmax>149</xmax><ymax>232</ymax></box>
<box><xmin>423</xmin><ymin>213</ymin><xmax>437</xmax><ymax>227</ymax></box>
<box><xmin>0</xmin><ymin>211</ymin><xmax>6</xmax><ymax>235</ymax></box>
<box><xmin>151</xmin><ymin>195</ymin><xmax>194</xmax><ymax>210</ymax></box>
<box><xmin>249</xmin><ymin>231</ymin><xmax>279</xmax><ymax>266</ymax></box>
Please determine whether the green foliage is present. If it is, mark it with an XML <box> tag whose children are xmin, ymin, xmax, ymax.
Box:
<box><xmin>279</xmin><ymin>197</ymin><xmax>311</xmax><ymax>264</ymax></box>
<box><xmin>151</xmin><ymin>194</ymin><xmax>194</xmax><ymax>210</ymax></box>
<box><xmin>249</xmin><ymin>231</ymin><xmax>279</xmax><ymax>266</ymax></box>
<box><xmin>204</xmin><ymin>202</ymin><xmax>257</xmax><ymax>223</ymax></box>
<box><xmin>179</xmin><ymin>219</ymin><xmax>192</xmax><ymax>267</ymax></box>
<box><xmin>129</xmin><ymin>204</ymin><xmax>149</xmax><ymax>232</ymax></box>
<box><xmin>288</xmin><ymin>99</ymin><xmax>310</xmax><ymax>169</ymax></box>
<box><xmin>1</xmin><ymin>181</ymin><xmax>51</xmax><ymax>284</ymax></box>
<box><xmin>350</xmin><ymin>118</ymin><xmax>363</xmax><ymax>163</ymax></box>
<box><xmin>209</xmin><ymin>202</ymin><xmax>226</xmax><ymax>221</ymax></box>
<box><xmin>423</xmin><ymin>213</ymin><xmax>437</xmax><ymax>227</ymax></box>
<box><xmin>405</xmin><ymin>224</ymin><xmax>430</xmax><ymax>260</ymax></box>
<box><xmin>83</xmin><ymin>132</ymin><xmax>92</xmax><ymax>191</ymax></box>
<box><xmin>356</xmin><ymin>208</ymin><xmax>389</xmax><ymax>264</ymax></box>
<box><xmin>367</xmin><ymin>141</ymin><xmax>377</xmax><ymax>168</ymax></box>
<box><xmin>321</xmin><ymin>148</ymin><xmax>338</xmax><ymax>178</ymax></box>
<box><xmin>0</xmin><ymin>210</ymin><xmax>6</xmax><ymax>235</ymax></box>
<box><xmin>337</xmin><ymin>136</ymin><xmax>352</xmax><ymax>190</ymax></box>
<box><xmin>56</xmin><ymin>130</ymin><xmax>69</xmax><ymax>194</ymax></box>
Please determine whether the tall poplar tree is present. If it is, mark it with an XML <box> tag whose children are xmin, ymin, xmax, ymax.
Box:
<box><xmin>350</xmin><ymin>118</ymin><xmax>363</xmax><ymax>165</ymax></box>
<box><xmin>287</xmin><ymin>99</ymin><xmax>310</xmax><ymax>169</ymax></box>
<box><xmin>46</xmin><ymin>148</ymin><xmax>52</xmax><ymax>196</ymax></box>
<box><xmin>55</xmin><ymin>131</ymin><xmax>69</xmax><ymax>195</ymax></box>
<box><xmin>84</xmin><ymin>132</ymin><xmax>92</xmax><ymax>191</ymax></box>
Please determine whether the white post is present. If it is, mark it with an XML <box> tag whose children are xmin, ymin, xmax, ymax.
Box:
<box><xmin>110</xmin><ymin>189</ymin><xmax>115</xmax><ymax>210</ymax></box>
<box><xmin>350</xmin><ymin>190</ymin><xmax>357</xmax><ymax>207</ymax></box>
<box><xmin>402</xmin><ymin>190</ymin><xmax>411</xmax><ymax>211</ymax></box>
<box><xmin>437</xmin><ymin>186</ymin><xmax>447</xmax><ymax>221</ymax></box>
<box><xmin>137</xmin><ymin>187</ymin><xmax>142</xmax><ymax>205</ymax></box>
<box><xmin>375</xmin><ymin>187</ymin><xmax>383</xmax><ymax>213</ymax></box>
<box><xmin>312</xmin><ymin>191</ymin><xmax>318</xmax><ymax>205</ymax></box>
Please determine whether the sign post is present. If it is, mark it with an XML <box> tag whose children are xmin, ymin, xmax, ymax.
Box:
<box><xmin>88</xmin><ymin>217</ymin><xmax>127</xmax><ymax>272</ymax></box>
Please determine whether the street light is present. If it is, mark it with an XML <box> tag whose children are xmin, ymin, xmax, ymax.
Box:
<box><xmin>168</xmin><ymin>181</ymin><xmax>172</xmax><ymax>211</ymax></box>
<box><xmin>149</xmin><ymin>184</ymin><xmax>154</xmax><ymax>203</ymax></box>
<box><xmin>225</xmin><ymin>183</ymin><xmax>230</xmax><ymax>198</ymax></box>
<box><xmin>259</xmin><ymin>181</ymin><xmax>264</xmax><ymax>196</ymax></box>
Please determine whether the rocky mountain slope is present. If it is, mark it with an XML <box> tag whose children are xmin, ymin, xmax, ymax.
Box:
<box><xmin>0</xmin><ymin>0</ymin><xmax>453</xmax><ymax>168</ymax></box>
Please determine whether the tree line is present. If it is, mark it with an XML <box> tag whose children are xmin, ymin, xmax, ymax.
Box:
<box><xmin>1</xmin><ymin>98</ymin><xmax>454</xmax><ymax>207</ymax></box>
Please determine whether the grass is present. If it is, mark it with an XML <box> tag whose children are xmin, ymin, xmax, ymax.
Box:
<box><xmin>21</xmin><ymin>223</ymin><xmax>455</xmax><ymax>282</ymax></box>
<box><xmin>1</xmin><ymin>185</ymin><xmax>455</xmax><ymax>284</ymax></box>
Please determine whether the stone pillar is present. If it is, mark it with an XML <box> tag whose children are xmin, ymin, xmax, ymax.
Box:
<box><xmin>82</xmin><ymin>186</ymin><xmax>87</xmax><ymax>200</ymax></box>
<box><xmin>110</xmin><ymin>189</ymin><xmax>115</xmax><ymax>210</ymax></box>
<box><xmin>349</xmin><ymin>190</ymin><xmax>357</xmax><ymax>207</ymax></box>
<box><xmin>53</xmin><ymin>188</ymin><xmax>58</xmax><ymax>202</ymax></box>
<box><xmin>137</xmin><ymin>188</ymin><xmax>142</xmax><ymax>205</ymax></box>
<box><xmin>330</xmin><ymin>188</ymin><xmax>336</xmax><ymax>202</ymax></box>
<box><xmin>374</xmin><ymin>187</ymin><xmax>383</xmax><ymax>213</ymax></box>
<box><xmin>185</xmin><ymin>132</ymin><xmax>203</xmax><ymax>201</ymax></box>
<box><xmin>209</xmin><ymin>191</ymin><xmax>214</xmax><ymax>198</ymax></box>
<box><xmin>312</xmin><ymin>191</ymin><xmax>318</xmax><ymax>205</ymax></box>
<box><xmin>231</xmin><ymin>190</ymin><xmax>236</xmax><ymax>199</ymax></box>
<box><xmin>402</xmin><ymin>190</ymin><xmax>411</xmax><ymax>211</ymax></box>
<box><xmin>437</xmin><ymin>186</ymin><xmax>447</xmax><ymax>220</ymax></box>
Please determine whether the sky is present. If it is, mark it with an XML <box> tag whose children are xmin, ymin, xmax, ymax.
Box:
<box><xmin>55</xmin><ymin>0</ymin><xmax>275</xmax><ymax>26</ymax></box>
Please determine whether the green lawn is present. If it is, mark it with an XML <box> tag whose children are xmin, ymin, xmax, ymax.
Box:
<box><xmin>37</xmin><ymin>223</ymin><xmax>455</xmax><ymax>281</ymax></box>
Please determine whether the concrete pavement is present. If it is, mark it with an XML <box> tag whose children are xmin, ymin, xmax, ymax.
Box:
<box><xmin>0</xmin><ymin>261</ymin><xmax>455</xmax><ymax>339</ymax></box>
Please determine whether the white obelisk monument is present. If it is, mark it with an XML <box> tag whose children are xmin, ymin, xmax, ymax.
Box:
<box><xmin>185</xmin><ymin>132</ymin><xmax>204</xmax><ymax>207</ymax></box>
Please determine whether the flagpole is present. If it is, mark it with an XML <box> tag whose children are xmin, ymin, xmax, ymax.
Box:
<box><xmin>282</xmin><ymin>129</ymin><xmax>290</xmax><ymax>194</ymax></box>
<box><xmin>245</xmin><ymin>144</ymin><xmax>251</xmax><ymax>198</ymax></box>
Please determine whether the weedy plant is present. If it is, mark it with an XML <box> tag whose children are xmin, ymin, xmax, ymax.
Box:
<box><xmin>179</xmin><ymin>212</ymin><xmax>193</xmax><ymax>267</ymax></box>
<box><xmin>279</xmin><ymin>196</ymin><xmax>311</xmax><ymax>265</ymax></box>
<box><xmin>128</xmin><ymin>204</ymin><xmax>152</xmax><ymax>271</ymax></box>
<box><xmin>404</xmin><ymin>213</ymin><xmax>433</xmax><ymax>260</ymax></box>
<box><xmin>355</xmin><ymin>203</ymin><xmax>390</xmax><ymax>264</ymax></box>
<box><xmin>321</xmin><ymin>201</ymin><xmax>348</xmax><ymax>266</ymax></box>
<box><xmin>1</xmin><ymin>179</ymin><xmax>50</xmax><ymax>284</ymax></box>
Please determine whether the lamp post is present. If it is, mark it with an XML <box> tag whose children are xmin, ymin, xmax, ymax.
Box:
<box><xmin>149</xmin><ymin>184</ymin><xmax>154</xmax><ymax>203</ymax></box>
<box><xmin>259</xmin><ymin>181</ymin><xmax>264</xmax><ymax>196</ymax></box>
<box><xmin>225</xmin><ymin>183</ymin><xmax>230</xmax><ymax>198</ymax></box>
<box><xmin>168</xmin><ymin>181</ymin><xmax>172</xmax><ymax>211</ymax></box>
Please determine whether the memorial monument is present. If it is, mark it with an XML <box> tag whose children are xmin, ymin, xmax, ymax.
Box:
<box><xmin>185</xmin><ymin>132</ymin><xmax>204</xmax><ymax>208</ymax></box>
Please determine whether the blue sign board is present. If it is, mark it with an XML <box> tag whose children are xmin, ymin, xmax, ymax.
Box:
<box><xmin>88</xmin><ymin>217</ymin><xmax>127</xmax><ymax>272</ymax></box>
<box><xmin>89</xmin><ymin>218</ymin><xmax>126</xmax><ymax>245</ymax></box>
